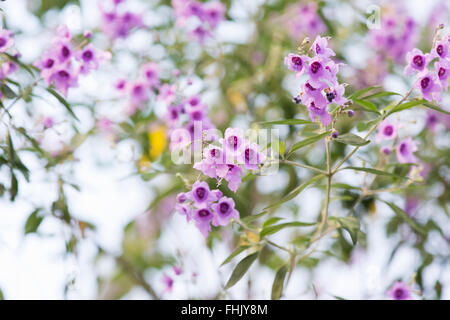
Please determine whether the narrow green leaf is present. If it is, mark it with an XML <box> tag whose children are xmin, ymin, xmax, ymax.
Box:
<box><xmin>382</xmin><ymin>201</ymin><xmax>427</xmax><ymax>236</ymax></box>
<box><xmin>271</xmin><ymin>264</ymin><xmax>288</xmax><ymax>300</ymax></box>
<box><xmin>387</xmin><ymin>99</ymin><xmax>424</xmax><ymax>115</ymax></box>
<box><xmin>286</xmin><ymin>132</ymin><xmax>329</xmax><ymax>158</ymax></box>
<box><xmin>24</xmin><ymin>209</ymin><xmax>44</xmax><ymax>234</ymax></box>
<box><xmin>262</xmin><ymin>217</ymin><xmax>284</xmax><ymax>228</ymax></box>
<box><xmin>341</xmin><ymin>166</ymin><xmax>406</xmax><ymax>179</ymax></box>
<box><xmin>360</xmin><ymin>91</ymin><xmax>401</xmax><ymax>100</ymax></box>
<box><xmin>241</xmin><ymin>210</ymin><xmax>269</xmax><ymax>224</ymax></box>
<box><xmin>348</xmin><ymin>86</ymin><xmax>382</xmax><ymax>99</ymax></box>
<box><xmin>330</xmin><ymin>216</ymin><xmax>360</xmax><ymax>245</ymax></box>
<box><xmin>264</xmin><ymin>174</ymin><xmax>324</xmax><ymax>210</ymax></box>
<box><xmin>334</xmin><ymin>133</ymin><xmax>369</xmax><ymax>146</ymax></box>
<box><xmin>259</xmin><ymin>119</ymin><xmax>313</xmax><ymax>126</ymax></box>
<box><xmin>352</xmin><ymin>98</ymin><xmax>379</xmax><ymax>113</ymax></box>
<box><xmin>260</xmin><ymin>221</ymin><xmax>316</xmax><ymax>238</ymax></box>
<box><xmin>220</xmin><ymin>245</ymin><xmax>251</xmax><ymax>267</ymax></box>
<box><xmin>9</xmin><ymin>170</ymin><xmax>18</xmax><ymax>201</ymax></box>
<box><xmin>422</xmin><ymin>102</ymin><xmax>450</xmax><ymax>116</ymax></box>
<box><xmin>46</xmin><ymin>88</ymin><xmax>79</xmax><ymax>120</ymax></box>
<box><xmin>224</xmin><ymin>252</ymin><xmax>259</xmax><ymax>289</ymax></box>
<box><xmin>331</xmin><ymin>183</ymin><xmax>362</xmax><ymax>190</ymax></box>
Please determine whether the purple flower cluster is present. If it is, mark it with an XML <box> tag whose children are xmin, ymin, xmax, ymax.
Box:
<box><xmin>408</xmin><ymin>34</ymin><xmax>449</xmax><ymax>102</ymax></box>
<box><xmin>193</xmin><ymin>128</ymin><xmax>266</xmax><ymax>192</ymax></box>
<box><xmin>284</xmin><ymin>36</ymin><xmax>348</xmax><ymax>126</ymax></box>
<box><xmin>175</xmin><ymin>181</ymin><xmax>239</xmax><ymax>238</ymax></box>
<box><xmin>0</xmin><ymin>30</ymin><xmax>18</xmax><ymax>87</ymax></box>
<box><xmin>369</xmin><ymin>6</ymin><xmax>417</xmax><ymax>64</ymax></box>
<box><xmin>164</xmin><ymin>94</ymin><xmax>215</xmax><ymax>151</ymax></box>
<box><xmin>376</xmin><ymin>119</ymin><xmax>419</xmax><ymax>164</ymax></box>
<box><xmin>99</xmin><ymin>0</ymin><xmax>144</xmax><ymax>40</ymax></box>
<box><xmin>34</xmin><ymin>25</ymin><xmax>111</xmax><ymax>96</ymax></box>
<box><xmin>115</xmin><ymin>62</ymin><xmax>163</xmax><ymax>115</ymax></box>
<box><xmin>172</xmin><ymin>0</ymin><xmax>226</xmax><ymax>43</ymax></box>
<box><xmin>284</xmin><ymin>3</ymin><xmax>326</xmax><ymax>41</ymax></box>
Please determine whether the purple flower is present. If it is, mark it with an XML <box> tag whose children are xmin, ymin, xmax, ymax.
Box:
<box><xmin>311</xmin><ymin>36</ymin><xmax>335</xmax><ymax>58</ymax></box>
<box><xmin>129</xmin><ymin>81</ymin><xmax>149</xmax><ymax>106</ymax></box>
<box><xmin>48</xmin><ymin>64</ymin><xmax>78</xmax><ymax>96</ymax></box>
<box><xmin>223</xmin><ymin>164</ymin><xmax>243</xmax><ymax>192</ymax></box>
<box><xmin>43</xmin><ymin>117</ymin><xmax>54</xmax><ymax>129</ymax></box>
<box><xmin>223</xmin><ymin>128</ymin><xmax>244</xmax><ymax>154</ymax></box>
<box><xmin>203</xmin><ymin>2</ymin><xmax>225</xmax><ymax>28</ymax></box>
<box><xmin>115</xmin><ymin>78</ymin><xmax>127</xmax><ymax>92</ymax></box>
<box><xmin>157</xmin><ymin>84</ymin><xmax>176</xmax><ymax>105</ymax></box>
<box><xmin>306</xmin><ymin>57</ymin><xmax>329</xmax><ymax>87</ymax></box>
<box><xmin>190</xmin><ymin>25</ymin><xmax>211</xmax><ymax>43</ymax></box>
<box><xmin>284</xmin><ymin>53</ymin><xmax>309</xmax><ymax>74</ymax></box>
<box><xmin>76</xmin><ymin>44</ymin><xmax>111</xmax><ymax>75</ymax></box>
<box><xmin>396</xmin><ymin>137</ymin><xmax>418</xmax><ymax>164</ymax></box>
<box><xmin>173</xmin><ymin>265</ymin><xmax>183</xmax><ymax>275</ymax></box>
<box><xmin>414</xmin><ymin>72</ymin><xmax>442</xmax><ymax>102</ymax></box>
<box><xmin>404</xmin><ymin>196</ymin><xmax>419</xmax><ymax>217</ymax></box>
<box><xmin>431</xmin><ymin>39</ymin><xmax>449</xmax><ymax>60</ymax></box>
<box><xmin>162</xmin><ymin>274</ymin><xmax>174</xmax><ymax>293</ymax></box>
<box><xmin>242</xmin><ymin>143</ymin><xmax>264</xmax><ymax>171</ymax></box>
<box><xmin>387</xmin><ymin>281</ymin><xmax>411</xmax><ymax>300</ymax></box>
<box><xmin>0</xmin><ymin>29</ymin><xmax>14</xmax><ymax>53</ymax></box>
<box><xmin>307</xmin><ymin>101</ymin><xmax>331</xmax><ymax>126</ymax></box>
<box><xmin>404</xmin><ymin>48</ymin><xmax>428</xmax><ymax>75</ymax></box>
<box><xmin>193</xmin><ymin>207</ymin><xmax>213</xmax><ymax>238</ymax></box>
<box><xmin>0</xmin><ymin>61</ymin><xmax>18</xmax><ymax>79</ymax></box>
<box><xmin>141</xmin><ymin>62</ymin><xmax>160</xmax><ymax>88</ymax></box>
<box><xmin>52</xmin><ymin>40</ymin><xmax>73</xmax><ymax>63</ymax></box>
<box><xmin>435</xmin><ymin>59</ymin><xmax>449</xmax><ymax>91</ymax></box>
<box><xmin>326</xmin><ymin>84</ymin><xmax>347</xmax><ymax>106</ymax></box>
<box><xmin>376</xmin><ymin>120</ymin><xmax>397</xmax><ymax>142</ymax></box>
<box><xmin>212</xmin><ymin>196</ymin><xmax>239</xmax><ymax>226</ymax></box>
<box><xmin>189</xmin><ymin>181</ymin><xmax>213</xmax><ymax>205</ymax></box>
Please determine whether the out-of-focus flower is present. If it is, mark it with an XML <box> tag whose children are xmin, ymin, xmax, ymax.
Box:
<box><xmin>396</xmin><ymin>137</ymin><xmax>418</xmax><ymax>164</ymax></box>
<box><xmin>387</xmin><ymin>281</ymin><xmax>411</xmax><ymax>300</ymax></box>
<box><xmin>0</xmin><ymin>29</ymin><xmax>14</xmax><ymax>53</ymax></box>
<box><xmin>376</xmin><ymin>119</ymin><xmax>397</xmax><ymax>142</ymax></box>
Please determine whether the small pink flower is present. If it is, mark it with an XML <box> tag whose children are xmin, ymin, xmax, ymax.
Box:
<box><xmin>0</xmin><ymin>29</ymin><xmax>14</xmax><ymax>53</ymax></box>
<box><xmin>376</xmin><ymin>119</ymin><xmax>397</xmax><ymax>142</ymax></box>
<box><xmin>387</xmin><ymin>281</ymin><xmax>411</xmax><ymax>300</ymax></box>
<box><xmin>396</xmin><ymin>137</ymin><xmax>418</xmax><ymax>164</ymax></box>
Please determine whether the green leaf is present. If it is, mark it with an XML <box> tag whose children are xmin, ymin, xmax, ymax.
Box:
<box><xmin>0</xmin><ymin>84</ymin><xmax>17</xmax><ymax>99</ymax></box>
<box><xmin>360</xmin><ymin>91</ymin><xmax>401</xmax><ymax>100</ymax></box>
<box><xmin>262</xmin><ymin>217</ymin><xmax>284</xmax><ymax>228</ymax></box>
<box><xmin>220</xmin><ymin>245</ymin><xmax>251</xmax><ymax>267</ymax></box>
<box><xmin>334</xmin><ymin>133</ymin><xmax>369</xmax><ymax>146</ymax></box>
<box><xmin>422</xmin><ymin>102</ymin><xmax>450</xmax><ymax>116</ymax></box>
<box><xmin>259</xmin><ymin>119</ymin><xmax>313</xmax><ymax>126</ymax></box>
<box><xmin>46</xmin><ymin>88</ymin><xmax>79</xmax><ymax>120</ymax></box>
<box><xmin>24</xmin><ymin>209</ymin><xmax>44</xmax><ymax>234</ymax></box>
<box><xmin>348</xmin><ymin>86</ymin><xmax>382</xmax><ymax>100</ymax></box>
<box><xmin>264</xmin><ymin>174</ymin><xmax>324</xmax><ymax>210</ymax></box>
<box><xmin>352</xmin><ymin>98</ymin><xmax>379</xmax><ymax>113</ymax></box>
<box><xmin>382</xmin><ymin>201</ymin><xmax>427</xmax><ymax>236</ymax></box>
<box><xmin>286</xmin><ymin>132</ymin><xmax>329</xmax><ymax>158</ymax></box>
<box><xmin>341</xmin><ymin>166</ymin><xmax>406</xmax><ymax>179</ymax></box>
<box><xmin>241</xmin><ymin>210</ymin><xmax>269</xmax><ymax>224</ymax></box>
<box><xmin>271</xmin><ymin>264</ymin><xmax>288</xmax><ymax>300</ymax></box>
<box><xmin>356</xmin><ymin>119</ymin><xmax>380</xmax><ymax>132</ymax></box>
<box><xmin>330</xmin><ymin>216</ymin><xmax>360</xmax><ymax>245</ymax></box>
<box><xmin>260</xmin><ymin>221</ymin><xmax>316</xmax><ymax>238</ymax></box>
<box><xmin>0</xmin><ymin>287</ymin><xmax>4</xmax><ymax>300</ymax></box>
<box><xmin>224</xmin><ymin>252</ymin><xmax>259</xmax><ymax>289</ymax></box>
<box><xmin>9</xmin><ymin>171</ymin><xmax>18</xmax><ymax>201</ymax></box>
<box><xmin>385</xmin><ymin>99</ymin><xmax>450</xmax><ymax>116</ymax></box>
<box><xmin>331</xmin><ymin>183</ymin><xmax>362</xmax><ymax>190</ymax></box>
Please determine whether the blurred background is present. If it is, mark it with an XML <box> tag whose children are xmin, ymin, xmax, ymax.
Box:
<box><xmin>0</xmin><ymin>0</ymin><xmax>448</xmax><ymax>299</ymax></box>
